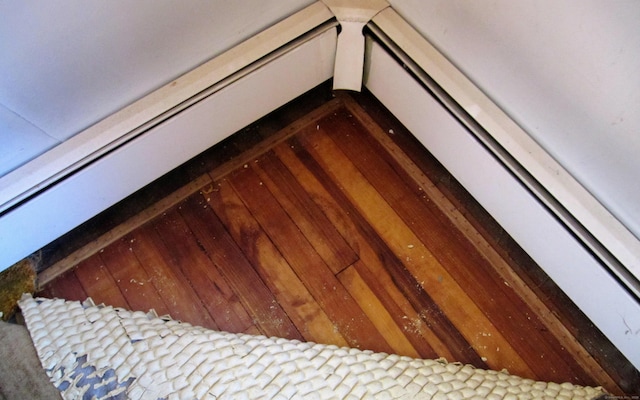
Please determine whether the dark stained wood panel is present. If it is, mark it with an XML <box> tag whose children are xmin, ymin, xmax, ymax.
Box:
<box><xmin>37</xmin><ymin>88</ymin><xmax>638</xmax><ymax>395</ymax></box>
<box><xmin>38</xmin><ymin>267</ymin><xmax>87</xmax><ymax>304</ymax></box>
<box><xmin>99</xmin><ymin>236</ymin><xmax>170</xmax><ymax>316</ymax></box>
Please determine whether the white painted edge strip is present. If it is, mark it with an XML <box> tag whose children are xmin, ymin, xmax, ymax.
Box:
<box><xmin>0</xmin><ymin>28</ymin><xmax>337</xmax><ymax>271</ymax></box>
<box><xmin>321</xmin><ymin>0</ymin><xmax>389</xmax><ymax>91</ymax></box>
<box><xmin>0</xmin><ymin>2</ymin><xmax>334</xmax><ymax>214</ymax></box>
<box><xmin>330</xmin><ymin>20</ymin><xmax>367</xmax><ymax>91</ymax></box>
<box><xmin>370</xmin><ymin>8</ymin><xmax>640</xmax><ymax>296</ymax></box>
<box><xmin>364</xmin><ymin>38</ymin><xmax>640</xmax><ymax>370</ymax></box>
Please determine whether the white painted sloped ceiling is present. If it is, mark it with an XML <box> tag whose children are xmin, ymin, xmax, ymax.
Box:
<box><xmin>0</xmin><ymin>0</ymin><xmax>315</xmax><ymax>175</ymax></box>
<box><xmin>1</xmin><ymin>0</ymin><xmax>639</xmax><ymax>239</ymax></box>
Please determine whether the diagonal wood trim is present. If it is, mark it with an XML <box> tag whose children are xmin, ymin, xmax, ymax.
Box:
<box><xmin>209</xmin><ymin>99</ymin><xmax>344</xmax><ymax>181</ymax></box>
<box><xmin>37</xmin><ymin>174</ymin><xmax>213</xmax><ymax>288</ymax></box>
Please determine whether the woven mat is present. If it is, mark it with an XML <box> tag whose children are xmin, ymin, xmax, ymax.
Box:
<box><xmin>19</xmin><ymin>295</ymin><xmax>607</xmax><ymax>399</ymax></box>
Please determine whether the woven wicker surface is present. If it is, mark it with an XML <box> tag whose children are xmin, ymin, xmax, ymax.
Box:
<box><xmin>19</xmin><ymin>295</ymin><xmax>607</xmax><ymax>399</ymax></box>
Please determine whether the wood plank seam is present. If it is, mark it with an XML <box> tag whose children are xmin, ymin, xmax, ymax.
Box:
<box><xmin>37</xmin><ymin>174</ymin><xmax>213</xmax><ymax>288</ymax></box>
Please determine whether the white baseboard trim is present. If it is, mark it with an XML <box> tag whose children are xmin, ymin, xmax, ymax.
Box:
<box><xmin>0</xmin><ymin>27</ymin><xmax>337</xmax><ymax>271</ymax></box>
<box><xmin>364</xmin><ymin>38</ymin><xmax>640</xmax><ymax>370</ymax></box>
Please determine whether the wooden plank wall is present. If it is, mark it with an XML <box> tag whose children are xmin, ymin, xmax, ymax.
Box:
<box><xmin>37</xmin><ymin>87</ymin><xmax>638</xmax><ymax>395</ymax></box>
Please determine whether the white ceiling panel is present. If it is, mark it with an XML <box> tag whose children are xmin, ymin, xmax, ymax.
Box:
<box><xmin>0</xmin><ymin>0</ymin><xmax>314</xmax><ymax>142</ymax></box>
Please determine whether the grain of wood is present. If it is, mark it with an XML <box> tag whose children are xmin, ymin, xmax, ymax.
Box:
<box><xmin>98</xmin><ymin>237</ymin><xmax>170</xmax><ymax>316</ymax></box>
<box><xmin>273</xmin><ymin>139</ymin><xmax>456</xmax><ymax>361</ymax></box>
<box><xmin>127</xmin><ymin>224</ymin><xmax>219</xmax><ymax>330</ymax></box>
<box><xmin>324</xmin><ymin>106</ymin><xmax>595</xmax><ymax>384</ymax></box>
<box><xmin>204</xmin><ymin>179</ymin><xmax>349</xmax><ymax>347</ymax></box>
<box><xmin>338</xmin><ymin>264</ymin><xmax>419</xmax><ymax>358</ymax></box>
<box><xmin>227</xmin><ymin>163</ymin><xmax>392</xmax><ymax>353</ymax></box>
<box><xmin>43</xmin><ymin>269</ymin><xmax>88</xmax><ymax>304</ymax></box>
<box><xmin>344</xmin><ymin>104</ymin><xmax>606</xmax><ymax>385</ymax></box>
<box><xmin>73</xmin><ymin>255</ymin><xmax>128</xmax><ymax>309</ymax></box>
<box><xmin>153</xmin><ymin>207</ymin><xmax>256</xmax><ymax>334</ymax></box>
<box><xmin>341</xmin><ymin>95</ymin><xmax>618</xmax><ymax>390</ymax></box>
<box><xmin>179</xmin><ymin>194</ymin><xmax>303</xmax><ymax>340</ymax></box>
<box><xmin>252</xmin><ymin>150</ymin><xmax>358</xmax><ymax>273</ymax></box>
<box><xmin>295</xmin><ymin>120</ymin><xmax>534</xmax><ymax>378</ymax></box>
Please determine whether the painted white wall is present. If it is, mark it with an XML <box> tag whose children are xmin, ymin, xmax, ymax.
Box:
<box><xmin>388</xmin><ymin>0</ymin><xmax>640</xmax><ymax>239</ymax></box>
<box><xmin>0</xmin><ymin>0</ymin><xmax>314</xmax><ymax>176</ymax></box>
<box><xmin>0</xmin><ymin>104</ymin><xmax>57</xmax><ymax>176</ymax></box>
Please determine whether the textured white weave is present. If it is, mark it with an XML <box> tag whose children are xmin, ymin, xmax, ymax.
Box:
<box><xmin>19</xmin><ymin>295</ymin><xmax>607</xmax><ymax>399</ymax></box>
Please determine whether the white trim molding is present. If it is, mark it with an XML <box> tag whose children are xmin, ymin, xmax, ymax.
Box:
<box><xmin>321</xmin><ymin>0</ymin><xmax>389</xmax><ymax>91</ymax></box>
<box><xmin>364</xmin><ymin>10</ymin><xmax>640</xmax><ymax>369</ymax></box>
